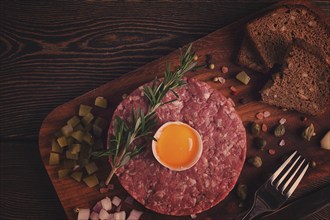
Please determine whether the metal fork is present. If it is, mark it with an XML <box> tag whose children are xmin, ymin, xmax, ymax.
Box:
<box><xmin>242</xmin><ymin>151</ymin><xmax>309</xmax><ymax>220</ymax></box>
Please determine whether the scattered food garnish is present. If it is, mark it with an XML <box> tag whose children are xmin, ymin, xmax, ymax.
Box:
<box><xmin>99</xmin><ymin>209</ymin><xmax>110</xmax><ymax>219</ymax></box>
<box><xmin>95</xmin><ymin>97</ymin><xmax>108</xmax><ymax>109</ymax></box>
<box><xmin>114</xmin><ymin>211</ymin><xmax>126</xmax><ymax>220</ymax></box>
<box><xmin>85</xmin><ymin>162</ymin><xmax>98</xmax><ymax>175</ymax></box>
<box><xmin>193</xmin><ymin>54</ymin><xmax>198</xmax><ymax>61</ymax></box>
<box><xmin>263</xmin><ymin>111</ymin><xmax>271</xmax><ymax>118</ymax></box>
<box><xmin>58</xmin><ymin>169</ymin><xmax>70</xmax><ymax>178</ymax></box>
<box><xmin>83</xmin><ymin>174</ymin><xmax>99</xmax><ymax>187</ymax></box>
<box><xmin>213</xmin><ymin>77</ymin><xmax>218</xmax><ymax>82</ymax></box>
<box><xmin>248</xmin><ymin>156</ymin><xmax>262</xmax><ymax>168</ymax></box>
<box><xmin>236</xmin><ymin>184</ymin><xmax>248</xmax><ymax>200</ymax></box>
<box><xmin>71</xmin><ymin>171</ymin><xmax>83</xmax><ymax>182</ymax></box>
<box><xmin>221</xmin><ymin>66</ymin><xmax>229</xmax><ymax>73</ymax></box>
<box><xmin>302</xmin><ymin>123</ymin><xmax>315</xmax><ymax>141</ymax></box>
<box><xmin>49</xmin><ymin>153</ymin><xmax>60</xmax><ymax>165</ymax></box>
<box><xmin>311</xmin><ymin>161</ymin><xmax>317</xmax><ymax>168</ymax></box>
<box><xmin>320</xmin><ymin>130</ymin><xmax>330</xmax><ymax>150</ymax></box>
<box><xmin>261</xmin><ymin>123</ymin><xmax>268</xmax><ymax>132</ymax></box>
<box><xmin>256</xmin><ymin>112</ymin><xmax>264</xmax><ymax>120</ymax></box>
<box><xmin>209</xmin><ymin>63</ymin><xmax>215</xmax><ymax>70</ymax></box>
<box><xmin>190</xmin><ymin>214</ymin><xmax>197</xmax><ymax>219</ymax></box>
<box><xmin>218</xmin><ymin>77</ymin><xmax>226</xmax><ymax>84</ymax></box>
<box><xmin>101</xmin><ymin>196</ymin><xmax>112</xmax><ymax>211</ymax></box>
<box><xmin>77</xmin><ymin>208</ymin><xmax>90</xmax><ymax>220</ymax></box>
<box><xmin>79</xmin><ymin>104</ymin><xmax>93</xmax><ymax>117</ymax></box>
<box><xmin>255</xmin><ymin>137</ymin><xmax>266</xmax><ymax>150</ymax></box>
<box><xmin>279</xmin><ymin>118</ymin><xmax>287</xmax><ymax>124</ymax></box>
<box><xmin>93</xmin><ymin>201</ymin><xmax>102</xmax><ymax>213</ymax></box>
<box><xmin>230</xmin><ymin>86</ymin><xmax>238</xmax><ymax>95</ymax></box>
<box><xmin>112</xmin><ymin>196</ymin><xmax>122</xmax><ymax>207</ymax></box>
<box><xmin>236</xmin><ymin>71</ymin><xmax>250</xmax><ymax>85</ymax></box>
<box><xmin>279</xmin><ymin>139</ymin><xmax>285</xmax><ymax>146</ymax></box>
<box><xmin>268</xmin><ymin>149</ymin><xmax>276</xmax><ymax>155</ymax></box>
<box><xmin>274</xmin><ymin>124</ymin><xmax>285</xmax><ymax>137</ymax></box>
<box><xmin>92</xmin><ymin>44</ymin><xmax>197</xmax><ymax>185</ymax></box>
<box><xmin>250</xmin><ymin>122</ymin><xmax>261</xmax><ymax>136</ymax></box>
<box><xmin>99</xmin><ymin>187</ymin><xmax>109</xmax><ymax>194</ymax></box>
<box><xmin>90</xmin><ymin>212</ymin><xmax>99</xmax><ymax>220</ymax></box>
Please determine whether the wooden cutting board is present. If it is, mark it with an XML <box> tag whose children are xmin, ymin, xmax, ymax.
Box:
<box><xmin>39</xmin><ymin>0</ymin><xmax>330</xmax><ymax>219</ymax></box>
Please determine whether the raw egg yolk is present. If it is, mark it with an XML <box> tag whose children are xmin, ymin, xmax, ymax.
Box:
<box><xmin>155</xmin><ymin>123</ymin><xmax>200</xmax><ymax>169</ymax></box>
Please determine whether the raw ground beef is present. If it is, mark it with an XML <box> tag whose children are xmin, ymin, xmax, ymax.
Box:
<box><xmin>109</xmin><ymin>78</ymin><xmax>246</xmax><ymax>216</ymax></box>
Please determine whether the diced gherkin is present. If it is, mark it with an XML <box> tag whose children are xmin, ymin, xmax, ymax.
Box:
<box><xmin>94</xmin><ymin>97</ymin><xmax>108</xmax><ymax>109</ymax></box>
<box><xmin>67</xmin><ymin>116</ymin><xmax>80</xmax><ymax>128</ymax></box>
<box><xmin>49</xmin><ymin>153</ymin><xmax>60</xmax><ymax>165</ymax></box>
<box><xmin>83</xmin><ymin>132</ymin><xmax>94</xmax><ymax>146</ymax></box>
<box><xmin>70</xmin><ymin>171</ymin><xmax>83</xmax><ymax>182</ymax></box>
<box><xmin>85</xmin><ymin>162</ymin><xmax>98</xmax><ymax>175</ymax></box>
<box><xmin>61</xmin><ymin>124</ymin><xmax>73</xmax><ymax>137</ymax></box>
<box><xmin>69</xmin><ymin>144</ymin><xmax>81</xmax><ymax>154</ymax></box>
<box><xmin>51</xmin><ymin>139</ymin><xmax>63</xmax><ymax>153</ymax></box>
<box><xmin>78</xmin><ymin>104</ymin><xmax>92</xmax><ymax>117</ymax></box>
<box><xmin>236</xmin><ymin>71</ymin><xmax>251</xmax><ymax>85</ymax></box>
<box><xmin>83</xmin><ymin>174</ymin><xmax>99</xmax><ymax>187</ymax></box>
<box><xmin>71</xmin><ymin>130</ymin><xmax>84</xmax><ymax>142</ymax></box>
<box><xmin>82</xmin><ymin>112</ymin><xmax>94</xmax><ymax>126</ymax></box>
<box><xmin>57</xmin><ymin>136</ymin><xmax>68</xmax><ymax>148</ymax></box>
<box><xmin>58</xmin><ymin>169</ymin><xmax>70</xmax><ymax>179</ymax></box>
<box><xmin>66</xmin><ymin>150</ymin><xmax>78</xmax><ymax>160</ymax></box>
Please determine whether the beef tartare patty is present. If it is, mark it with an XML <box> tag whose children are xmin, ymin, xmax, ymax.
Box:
<box><xmin>109</xmin><ymin>78</ymin><xmax>246</xmax><ymax>216</ymax></box>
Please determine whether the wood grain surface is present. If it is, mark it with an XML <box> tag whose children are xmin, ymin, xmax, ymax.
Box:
<box><xmin>1</xmin><ymin>0</ymin><xmax>329</xmax><ymax>220</ymax></box>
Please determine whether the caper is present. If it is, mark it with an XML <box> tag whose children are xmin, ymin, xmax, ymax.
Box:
<box><xmin>248</xmin><ymin>156</ymin><xmax>262</xmax><ymax>168</ymax></box>
<box><xmin>251</xmin><ymin>122</ymin><xmax>261</xmax><ymax>136</ymax></box>
<box><xmin>310</xmin><ymin>161</ymin><xmax>317</xmax><ymax>168</ymax></box>
<box><xmin>302</xmin><ymin>123</ymin><xmax>315</xmax><ymax>141</ymax></box>
<box><xmin>236</xmin><ymin>184</ymin><xmax>248</xmax><ymax>200</ymax></box>
<box><xmin>274</xmin><ymin>124</ymin><xmax>285</xmax><ymax>137</ymax></box>
<box><xmin>254</xmin><ymin>137</ymin><xmax>266</xmax><ymax>150</ymax></box>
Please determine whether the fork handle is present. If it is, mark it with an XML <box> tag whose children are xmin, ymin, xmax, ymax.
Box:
<box><xmin>242</xmin><ymin>197</ymin><xmax>271</xmax><ymax>220</ymax></box>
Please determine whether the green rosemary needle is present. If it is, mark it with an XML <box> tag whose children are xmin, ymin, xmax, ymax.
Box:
<box><xmin>93</xmin><ymin>44</ymin><xmax>197</xmax><ymax>185</ymax></box>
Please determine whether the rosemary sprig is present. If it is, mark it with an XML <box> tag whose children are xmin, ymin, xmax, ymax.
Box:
<box><xmin>93</xmin><ymin>44</ymin><xmax>197</xmax><ymax>185</ymax></box>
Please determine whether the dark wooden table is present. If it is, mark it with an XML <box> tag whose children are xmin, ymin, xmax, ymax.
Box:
<box><xmin>1</xmin><ymin>1</ymin><xmax>329</xmax><ymax>219</ymax></box>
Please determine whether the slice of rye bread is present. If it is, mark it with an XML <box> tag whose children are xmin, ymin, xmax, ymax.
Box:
<box><xmin>237</xmin><ymin>36</ymin><xmax>268</xmax><ymax>72</ymax></box>
<box><xmin>246</xmin><ymin>4</ymin><xmax>330</xmax><ymax>70</ymax></box>
<box><xmin>261</xmin><ymin>42</ymin><xmax>330</xmax><ymax>115</ymax></box>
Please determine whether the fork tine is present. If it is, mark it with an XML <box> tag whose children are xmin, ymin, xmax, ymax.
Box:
<box><xmin>275</xmin><ymin>155</ymin><xmax>301</xmax><ymax>189</ymax></box>
<box><xmin>281</xmin><ymin>159</ymin><xmax>305</xmax><ymax>193</ymax></box>
<box><xmin>270</xmin><ymin>151</ymin><xmax>297</xmax><ymax>184</ymax></box>
<box><xmin>286</xmin><ymin>162</ymin><xmax>309</xmax><ymax>197</ymax></box>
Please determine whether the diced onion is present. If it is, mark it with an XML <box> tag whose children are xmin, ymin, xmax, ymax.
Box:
<box><xmin>112</xmin><ymin>196</ymin><xmax>121</xmax><ymax>207</ymax></box>
<box><xmin>90</xmin><ymin>211</ymin><xmax>99</xmax><ymax>220</ymax></box>
<box><xmin>99</xmin><ymin>209</ymin><xmax>110</xmax><ymax>220</ymax></box>
<box><xmin>92</xmin><ymin>201</ymin><xmax>102</xmax><ymax>213</ymax></box>
<box><xmin>190</xmin><ymin>214</ymin><xmax>197</xmax><ymax>219</ymax></box>
<box><xmin>114</xmin><ymin>211</ymin><xmax>126</xmax><ymax>220</ymax></box>
<box><xmin>77</xmin><ymin>208</ymin><xmax>90</xmax><ymax>220</ymax></box>
<box><xmin>101</xmin><ymin>197</ymin><xmax>112</xmax><ymax>211</ymax></box>
<box><xmin>127</xmin><ymin>209</ymin><xmax>143</xmax><ymax>220</ymax></box>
